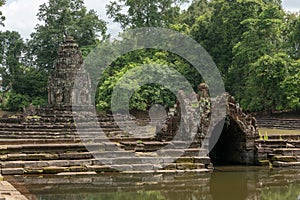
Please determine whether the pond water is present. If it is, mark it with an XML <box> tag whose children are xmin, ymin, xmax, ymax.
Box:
<box><xmin>12</xmin><ymin>166</ymin><xmax>300</xmax><ymax>200</ymax></box>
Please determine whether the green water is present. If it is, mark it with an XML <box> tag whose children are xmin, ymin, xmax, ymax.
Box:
<box><xmin>14</xmin><ymin>166</ymin><xmax>300</xmax><ymax>200</ymax></box>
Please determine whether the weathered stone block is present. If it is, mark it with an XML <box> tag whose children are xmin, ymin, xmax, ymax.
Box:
<box><xmin>60</xmin><ymin>152</ymin><xmax>92</xmax><ymax>159</ymax></box>
<box><xmin>68</xmin><ymin>166</ymin><xmax>88</xmax><ymax>172</ymax></box>
<box><xmin>172</xmin><ymin>141</ymin><xmax>188</xmax><ymax>149</ymax></box>
<box><xmin>176</xmin><ymin>163</ymin><xmax>197</xmax><ymax>170</ymax></box>
<box><xmin>7</xmin><ymin>154</ymin><xmax>27</xmax><ymax>161</ymax></box>
<box><xmin>42</xmin><ymin>167</ymin><xmax>67</xmax><ymax>174</ymax></box>
<box><xmin>132</xmin><ymin>164</ymin><xmax>154</xmax><ymax>171</ymax></box>
<box><xmin>24</xmin><ymin>168</ymin><xmax>44</xmax><ymax>174</ymax></box>
<box><xmin>113</xmin><ymin>157</ymin><xmax>142</xmax><ymax>165</ymax></box>
<box><xmin>272</xmin><ymin>155</ymin><xmax>297</xmax><ymax>162</ymax></box>
<box><xmin>24</xmin><ymin>161</ymin><xmax>48</xmax><ymax>168</ymax></box>
<box><xmin>69</xmin><ymin>159</ymin><xmax>92</xmax><ymax>166</ymax></box>
<box><xmin>110</xmin><ymin>164</ymin><xmax>133</xmax><ymax>172</ymax></box>
<box><xmin>1</xmin><ymin>161</ymin><xmax>25</xmax><ymax>168</ymax></box>
<box><xmin>94</xmin><ymin>151</ymin><xmax>134</xmax><ymax>158</ymax></box>
<box><xmin>27</xmin><ymin>153</ymin><xmax>59</xmax><ymax>160</ymax></box>
<box><xmin>273</xmin><ymin>161</ymin><xmax>300</xmax><ymax>167</ymax></box>
<box><xmin>87</xmin><ymin>165</ymin><xmax>118</xmax><ymax>173</ymax></box>
<box><xmin>47</xmin><ymin>160</ymin><xmax>69</xmax><ymax>167</ymax></box>
<box><xmin>157</xmin><ymin>149</ymin><xmax>184</xmax><ymax>157</ymax></box>
<box><xmin>103</xmin><ymin>142</ymin><xmax>119</xmax><ymax>151</ymax></box>
<box><xmin>140</xmin><ymin>157</ymin><xmax>161</xmax><ymax>164</ymax></box>
<box><xmin>2</xmin><ymin>168</ymin><xmax>24</xmax><ymax>175</ymax></box>
<box><xmin>193</xmin><ymin>157</ymin><xmax>211</xmax><ymax>164</ymax></box>
<box><xmin>162</xmin><ymin>163</ymin><xmax>176</xmax><ymax>170</ymax></box>
<box><xmin>258</xmin><ymin>160</ymin><xmax>271</xmax><ymax>166</ymax></box>
<box><xmin>175</xmin><ymin>157</ymin><xmax>193</xmax><ymax>163</ymax></box>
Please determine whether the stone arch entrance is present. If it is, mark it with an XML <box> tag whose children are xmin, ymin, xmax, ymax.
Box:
<box><xmin>209</xmin><ymin>94</ymin><xmax>258</xmax><ymax>165</ymax></box>
<box><xmin>209</xmin><ymin>116</ymin><xmax>248</xmax><ymax>165</ymax></box>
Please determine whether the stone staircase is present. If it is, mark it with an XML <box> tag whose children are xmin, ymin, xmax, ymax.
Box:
<box><xmin>254</xmin><ymin>115</ymin><xmax>300</xmax><ymax>168</ymax></box>
<box><xmin>256</xmin><ymin>118</ymin><xmax>300</xmax><ymax>130</ymax></box>
<box><xmin>255</xmin><ymin>133</ymin><xmax>300</xmax><ymax>167</ymax></box>
<box><xmin>0</xmin><ymin>111</ymin><xmax>212</xmax><ymax>175</ymax></box>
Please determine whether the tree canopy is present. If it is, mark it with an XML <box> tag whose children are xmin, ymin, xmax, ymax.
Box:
<box><xmin>106</xmin><ymin>0</ymin><xmax>188</xmax><ymax>29</ymax></box>
<box><xmin>28</xmin><ymin>0</ymin><xmax>107</xmax><ymax>71</ymax></box>
<box><xmin>0</xmin><ymin>0</ymin><xmax>299</xmax><ymax>112</ymax></box>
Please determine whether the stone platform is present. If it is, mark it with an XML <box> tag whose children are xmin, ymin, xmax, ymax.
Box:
<box><xmin>0</xmin><ymin>110</ymin><xmax>212</xmax><ymax>176</ymax></box>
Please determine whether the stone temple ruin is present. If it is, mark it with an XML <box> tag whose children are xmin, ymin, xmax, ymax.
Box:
<box><xmin>0</xmin><ymin>37</ymin><xmax>299</xmax><ymax>177</ymax></box>
<box><xmin>48</xmin><ymin>36</ymin><xmax>91</xmax><ymax>108</ymax></box>
<box><xmin>157</xmin><ymin>83</ymin><xmax>258</xmax><ymax>165</ymax></box>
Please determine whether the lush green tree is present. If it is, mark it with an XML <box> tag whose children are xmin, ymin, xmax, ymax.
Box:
<box><xmin>0</xmin><ymin>31</ymin><xmax>48</xmax><ymax>110</ymax></box>
<box><xmin>0</xmin><ymin>31</ymin><xmax>24</xmax><ymax>94</ymax></box>
<box><xmin>192</xmin><ymin>0</ymin><xmax>268</xmax><ymax>78</ymax></box>
<box><xmin>228</xmin><ymin>3</ymin><xmax>285</xmax><ymax>96</ymax></box>
<box><xmin>96</xmin><ymin>50</ymin><xmax>199</xmax><ymax>111</ymax></box>
<box><xmin>28</xmin><ymin>0</ymin><xmax>107</xmax><ymax>71</ymax></box>
<box><xmin>106</xmin><ymin>0</ymin><xmax>188</xmax><ymax>29</ymax></box>
<box><xmin>179</xmin><ymin>0</ymin><xmax>209</xmax><ymax>27</ymax></box>
<box><xmin>189</xmin><ymin>0</ymin><xmax>299</xmax><ymax>112</ymax></box>
<box><xmin>102</xmin><ymin>0</ymin><xmax>208</xmax><ymax>112</ymax></box>
<box><xmin>242</xmin><ymin>53</ymin><xmax>290</xmax><ymax>112</ymax></box>
<box><xmin>5</xmin><ymin>92</ymin><xmax>30</xmax><ymax>111</ymax></box>
<box><xmin>0</xmin><ymin>0</ymin><xmax>5</xmax><ymax>26</ymax></box>
<box><xmin>283</xmin><ymin>13</ymin><xmax>300</xmax><ymax>59</ymax></box>
<box><xmin>12</xmin><ymin>67</ymin><xmax>48</xmax><ymax>99</ymax></box>
<box><xmin>280</xmin><ymin>60</ymin><xmax>300</xmax><ymax>110</ymax></box>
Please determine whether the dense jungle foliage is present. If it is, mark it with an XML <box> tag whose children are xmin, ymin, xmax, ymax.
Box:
<box><xmin>0</xmin><ymin>0</ymin><xmax>299</xmax><ymax>112</ymax></box>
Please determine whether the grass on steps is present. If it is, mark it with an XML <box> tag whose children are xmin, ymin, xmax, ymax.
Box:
<box><xmin>258</xmin><ymin>128</ymin><xmax>300</xmax><ymax>135</ymax></box>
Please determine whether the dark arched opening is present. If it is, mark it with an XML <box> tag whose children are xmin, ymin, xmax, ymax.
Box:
<box><xmin>209</xmin><ymin>117</ymin><xmax>247</xmax><ymax>165</ymax></box>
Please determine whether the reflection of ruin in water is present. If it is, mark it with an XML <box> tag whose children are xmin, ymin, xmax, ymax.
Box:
<box><xmin>7</xmin><ymin>167</ymin><xmax>300</xmax><ymax>200</ymax></box>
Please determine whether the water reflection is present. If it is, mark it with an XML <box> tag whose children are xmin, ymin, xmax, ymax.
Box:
<box><xmin>8</xmin><ymin>167</ymin><xmax>300</xmax><ymax>200</ymax></box>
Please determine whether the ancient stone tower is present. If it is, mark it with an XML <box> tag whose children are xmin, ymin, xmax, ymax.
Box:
<box><xmin>48</xmin><ymin>36</ymin><xmax>91</xmax><ymax>108</ymax></box>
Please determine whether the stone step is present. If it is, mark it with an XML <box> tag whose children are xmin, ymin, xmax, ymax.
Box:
<box><xmin>120</xmin><ymin>141</ymin><xmax>192</xmax><ymax>151</ymax></box>
<box><xmin>256</xmin><ymin>139</ymin><xmax>300</xmax><ymax>148</ymax></box>
<box><xmin>273</xmin><ymin>148</ymin><xmax>300</xmax><ymax>156</ymax></box>
<box><xmin>0</xmin><ymin>137</ymin><xmax>161</xmax><ymax>145</ymax></box>
<box><xmin>0</xmin><ymin>127</ymin><xmax>124</xmax><ymax>132</ymax></box>
<box><xmin>273</xmin><ymin>161</ymin><xmax>300</xmax><ymax>167</ymax></box>
<box><xmin>0</xmin><ymin>138</ymin><xmax>82</xmax><ymax>145</ymax></box>
<box><xmin>0</xmin><ymin>120</ymin><xmax>157</xmax><ymax>128</ymax></box>
<box><xmin>0</xmin><ymin>141</ymin><xmax>209</xmax><ymax>159</ymax></box>
<box><xmin>257</xmin><ymin>118</ymin><xmax>300</xmax><ymax>130</ymax></box>
<box><xmin>1</xmin><ymin>156</ymin><xmax>210</xmax><ymax>168</ymax></box>
<box><xmin>0</xmin><ymin>143</ymin><xmax>116</xmax><ymax>154</ymax></box>
<box><xmin>265</xmin><ymin>134</ymin><xmax>300</xmax><ymax>140</ymax></box>
<box><xmin>0</xmin><ymin>155</ymin><xmax>210</xmax><ymax>175</ymax></box>
<box><xmin>0</xmin><ymin>131</ymin><xmax>129</xmax><ymax>139</ymax></box>
<box><xmin>184</xmin><ymin>148</ymin><xmax>208</xmax><ymax>156</ymax></box>
<box><xmin>271</xmin><ymin>155</ymin><xmax>298</xmax><ymax>162</ymax></box>
<box><xmin>1</xmin><ymin>166</ymin><xmax>211</xmax><ymax>175</ymax></box>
